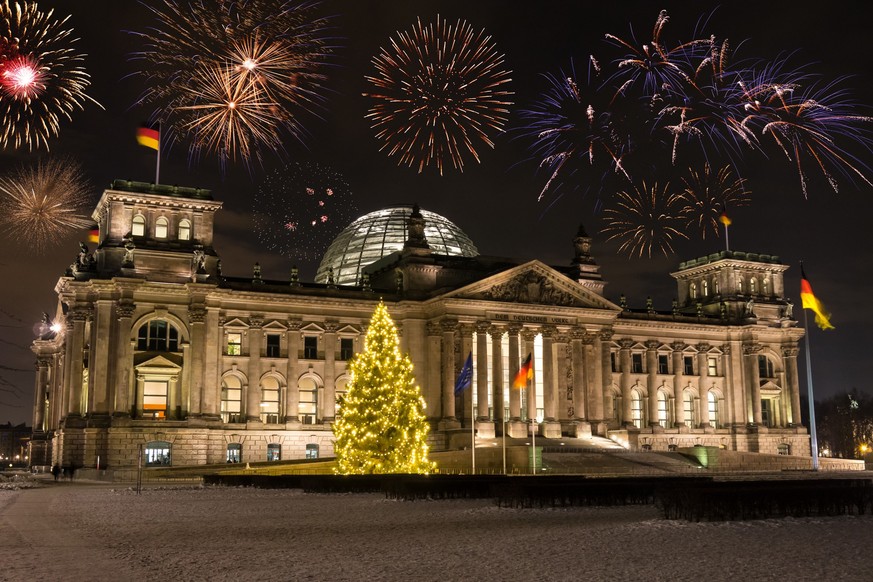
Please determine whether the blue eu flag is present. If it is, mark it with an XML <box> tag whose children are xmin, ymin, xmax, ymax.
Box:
<box><xmin>454</xmin><ymin>352</ymin><xmax>473</xmax><ymax>396</ymax></box>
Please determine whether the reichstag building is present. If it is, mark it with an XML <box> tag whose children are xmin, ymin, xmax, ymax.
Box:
<box><xmin>29</xmin><ymin>180</ymin><xmax>808</xmax><ymax>468</ymax></box>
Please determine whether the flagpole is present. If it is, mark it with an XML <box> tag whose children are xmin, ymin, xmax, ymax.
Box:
<box><xmin>802</xmin><ymin>306</ymin><xmax>820</xmax><ymax>471</ymax></box>
<box><xmin>723</xmin><ymin>222</ymin><xmax>730</xmax><ymax>252</ymax></box>
<box><xmin>502</xmin><ymin>415</ymin><xmax>507</xmax><ymax>475</ymax></box>
<box><xmin>530</xmin><ymin>416</ymin><xmax>536</xmax><ymax>475</ymax></box>
<box><xmin>155</xmin><ymin>123</ymin><xmax>161</xmax><ymax>185</ymax></box>
<box><xmin>471</xmin><ymin>404</ymin><xmax>476</xmax><ymax>475</ymax></box>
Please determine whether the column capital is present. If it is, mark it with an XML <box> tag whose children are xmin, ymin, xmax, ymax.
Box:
<box><xmin>720</xmin><ymin>343</ymin><xmax>731</xmax><ymax>355</ymax></box>
<box><xmin>570</xmin><ymin>326</ymin><xmax>586</xmax><ymax>341</ymax></box>
<box><xmin>582</xmin><ymin>332</ymin><xmax>598</xmax><ymax>345</ymax></box>
<box><xmin>248</xmin><ymin>316</ymin><xmax>264</xmax><ymax>329</ymax></box>
<box><xmin>188</xmin><ymin>305</ymin><xmax>207</xmax><ymax>324</ymax></box>
<box><xmin>287</xmin><ymin>317</ymin><xmax>302</xmax><ymax>331</ymax></box>
<box><xmin>36</xmin><ymin>355</ymin><xmax>53</xmax><ymax>368</ymax></box>
<box><xmin>324</xmin><ymin>319</ymin><xmax>339</xmax><ymax>333</ymax></box>
<box><xmin>540</xmin><ymin>324</ymin><xmax>557</xmax><ymax>338</ymax></box>
<box><xmin>476</xmin><ymin>320</ymin><xmax>491</xmax><ymax>334</ymax></box>
<box><xmin>426</xmin><ymin>321</ymin><xmax>442</xmax><ymax>336</ymax></box>
<box><xmin>554</xmin><ymin>332</ymin><xmax>570</xmax><ymax>344</ymax></box>
<box><xmin>618</xmin><ymin>338</ymin><xmax>635</xmax><ymax>350</ymax></box>
<box><xmin>440</xmin><ymin>318</ymin><xmax>458</xmax><ymax>333</ymax></box>
<box><xmin>507</xmin><ymin>323</ymin><xmax>523</xmax><ymax>336</ymax></box>
<box><xmin>781</xmin><ymin>345</ymin><xmax>799</xmax><ymax>358</ymax></box>
<box><xmin>458</xmin><ymin>322</ymin><xmax>476</xmax><ymax>336</ymax></box>
<box><xmin>599</xmin><ymin>327</ymin><xmax>614</xmax><ymax>342</ymax></box>
<box><xmin>670</xmin><ymin>341</ymin><xmax>687</xmax><ymax>352</ymax></box>
<box><xmin>644</xmin><ymin>339</ymin><xmax>660</xmax><ymax>351</ymax></box>
<box><xmin>695</xmin><ymin>342</ymin><xmax>711</xmax><ymax>353</ymax></box>
<box><xmin>521</xmin><ymin>328</ymin><xmax>537</xmax><ymax>342</ymax></box>
<box><xmin>742</xmin><ymin>342</ymin><xmax>762</xmax><ymax>356</ymax></box>
<box><xmin>488</xmin><ymin>325</ymin><xmax>504</xmax><ymax>338</ymax></box>
<box><xmin>68</xmin><ymin>306</ymin><xmax>92</xmax><ymax>322</ymax></box>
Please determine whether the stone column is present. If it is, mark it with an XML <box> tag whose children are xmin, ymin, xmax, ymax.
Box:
<box><xmin>507</xmin><ymin>324</ymin><xmax>522</xmax><ymax>420</ymax></box>
<box><xmin>284</xmin><ymin>319</ymin><xmax>301</xmax><ymax>423</ymax></box>
<box><xmin>202</xmin><ymin>308</ymin><xmax>220</xmax><ymax>418</ymax></box>
<box><xmin>65</xmin><ymin>308</ymin><xmax>89</xmax><ymax>417</ymax></box>
<box><xmin>522</xmin><ymin>328</ymin><xmax>537</xmax><ymax>421</ymax></box>
<box><xmin>782</xmin><ymin>345</ymin><xmax>802</xmax><ymax>427</ymax></box>
<box><xmin>671</xmin><ymin>342</ymin><xmax>686</xmax><ymax>428</ymax></box>
<box><xmin>490</xmin><ymin>326</ymin><xmax>504</xmax><ymax>423</ymax></box>
<box><xmin>541</xmin><ymin>325</ymin><xmax>557</xmax><ymax>421</ymax></box>
<box><xmin>725</xmin><ymin>339</ymin><xmax>745</xmax><ymax>426</ymax></box>
<box><xmin>570</xmin><ymin>328</ymin><xmax>586</xmax><ymax>421</ymax></box>
<box><xmin>188</xmin><ymin>304</ymin><xmax>207</xmax><ymax>417</ymax></box>
<box><xmin>645</xmin><ymin>340</ymin><xmax>660</xmax><ymax>428</ymax></box>
<box><xmin>696</xmin><ymin>343</ymin><xmax>711</xmax><ymax>427</ymax></box>
<box><xmin>458</xmin><ymin>324</ymin><xmax>474</xmax><ymax>428</ymax></box>
<box><xmin>589</xmin><ymin>331</ymin><xmax>605</xmax><ymax>423</ymax></box>
<box><xmin>90</xmin><ymin>300</ymin><xmax>113</xmax><ymax>414</ymax></box>
<box><xmin>426</xmin><ymin>322</ymin><xmax>442</xmax><ymax>422</ymax></box>
<box><xmin>619</xmin><ymin>338</ymin><xmax>634</xmax><ymax>427</ymax></box>
<box><xmin>440</xmin><ymin>319</ymin><xmax>458</xmax><ymax>426</ymax></box>
<box><xmin>744</xmin><ymin>343</ymin><xmax>763</xmax><ymax>426</ymax></box>
<box><xmin>600</xmin><ymin>329</ymin><xmax>614</xmax><ymax>425</ymax></box>
<box><xmin>113</xmin><ymin>302</ymin><xmax>135</xmax><ymax>416</ymax></box>
<box><xmin>246</xmin><ymin>317</ymin><xmax>263</xmax><ymax>422</ymax></box>
<box><xmin>33</xmin><ymin>356</ymin><xmax>51</xmax><ymax>431</ymax></box>
<box><xmin>476</xmin><ymin>321</ymin><xmax>490</xmax><ymax>420</ymax></box>
<box><xmin>323</xmin><ymin>320</ymin><xmax>338</xmax><ymax>422</ymax></box>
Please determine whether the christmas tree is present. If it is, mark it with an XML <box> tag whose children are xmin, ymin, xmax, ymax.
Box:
<box><xmin>333</xmin><ymin>301</ymin><xmax>435</xmax><ymax>474</ymax></box>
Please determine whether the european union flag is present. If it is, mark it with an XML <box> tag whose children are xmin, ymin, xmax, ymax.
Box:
<box><xmin>454</xmin><ymin>352</ymin><xmax>473</xmax><ymax>396</ymax></box>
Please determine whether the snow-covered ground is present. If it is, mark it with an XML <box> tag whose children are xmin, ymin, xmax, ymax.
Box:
<box><xmin>1</xmin><ymin>475</ymin><xmax>871</xmax><ymax>581</ymax></box>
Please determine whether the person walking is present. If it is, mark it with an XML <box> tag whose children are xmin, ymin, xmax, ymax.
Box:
<box><xmin>51</xmin><ymin>464</ymin><xmax>61</xmax><ymax>482</ymax></box>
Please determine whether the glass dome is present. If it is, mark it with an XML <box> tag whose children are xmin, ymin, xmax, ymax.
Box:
<box><xmin>315</xmin><ymin>205</ymin><xmax>479</xmax><ymax>285</ymax></box>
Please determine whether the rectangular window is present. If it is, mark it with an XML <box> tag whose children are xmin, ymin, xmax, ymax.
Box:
<box><xmin>143</xmin><ymin>380</ymin><xmax>168</xmax><ymax>419</ymax></box>
<box><xmin>683</xmin><ymin>393</ymin><xmax>694</xmax><ymax>428</ymax></box>
<box><xmin>658</xmin><ymin>354</ymin><xmax>669</xmax><ymax>374</ymax></box>
<box><xmin>267</xmin><ymin>444</ymin><xmax>281</xmax><ymax>462</ymax></box>
<box><xmin>261</xmin><ymin>388</ymin><xmax>280</xmax><ymax>424</ymax></box>
<box><xmin>227</xmin><ymin>333</ymin><xmax>242</xmax><ymax>356</ymax></box>
<box><xmin>683</xmin><ymin>356</ymin><xmax>694</xmax><ymax>376</ymax></box>
<box><xmin>304</xmin><ymin>336</ymin><xmax>318</xmax><ymax>359</ymax></box>
<box><xmin>631</xmin><ymin>353</ymin><xmax>643</xmax><ymax>374</ymax></box>
<box><xmin>708</xmin><ymin>356</ymin><xmax>718</xmax><ymax>377</ymax></box>
<box><xmin>266</xmin><ymin>334</ymin><xmax>281</xmax><ymax>358</ymax></box>
<box><xmin>220</xmin><ymin>389</ymin><xmax>241</xmax><ymax>423</ymax></box>
<box><xmin>757</xmin><ymin>355</ymin><xmax>773</xmax><ymax>378</ymax></box>
<box><xmin>340</xmin><ymin>338</ymin><xmax>354</xmax><ymax>361</ymax></box>
<box><xmin>610</xmin><ymin>352</ymin><xmax>618</xmax><ymax>372</ymax></box>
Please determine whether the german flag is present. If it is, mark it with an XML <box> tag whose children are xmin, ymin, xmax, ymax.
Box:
<box><xmin>136</xmin><ymin>124</ymin><xmax>160</xmax><ymax>150</ymax></box>
<box><xmin>88</xmin><ymin>224</ymin><xmax>99</xmax><ymax>243</ymax></box>
<box><xmin>719</xmin><ymin>211</ymin><xmax>732</xmax><ymax>226</ymax></box>
<box><xmin>512</xmin><ymin>353</ymin><xmax>533</xmax><ymax>389</ymax></box>
<box><xmin>800</xmin><ymin>266</ymin><xmax>834</xmax><ymax>330</ymax></box>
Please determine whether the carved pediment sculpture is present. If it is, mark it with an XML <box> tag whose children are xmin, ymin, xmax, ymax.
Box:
<box><xmin>483</xmin><ymin>271</ymin><xmax>583</xmax><ymax>306</ymax></box>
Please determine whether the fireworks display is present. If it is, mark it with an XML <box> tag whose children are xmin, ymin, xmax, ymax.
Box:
<box><xmin>252</xmin><ymin>161</ymin><xmax>357</xmax><ymax>262</ymax></box>
<box><xmin>517</xmin><ymin>8</ymin><xmax>873</xmax><ymax>256</ymax></box>
<box><xmin>0</xmin><ymin>157</ymin><xmax>93</xmax><ymax>253</ymax></box>
<box><xmin>0</xmin><ymin>1</ymin><xmax>98</xmax><ymax>150</ymax></box>
<box><xmin>130</xmin><ymin>0</ymin><xmax>334</xmax><ymax>167</ymax></box>
<box><xmin>365</xmin><ymin>16</ymin><xmax>513</xmax><ymax>174</ymax></box>
<box><xmin>601</xmin><ymin>181</ymin><xmax>689</xmax><ymax>258</ymax></box>
<box><xmin>681</xmin><ymin>163</ymin><xmax>750</xmax><ymax>240</ymax></box>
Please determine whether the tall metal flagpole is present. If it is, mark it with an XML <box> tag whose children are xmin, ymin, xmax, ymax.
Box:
<box><xmin>471</xmin><ymin>403</ymin><xmax>476</xmax><ymax>475</ymax></box>
<box><xmin>502</xmin><ymin>416</ymin><xmax>507</xmax><ymax>475</ymax></box>
<box><xmin>155</xmin><ymin>123</ymin><xmax>161</xmax><ymax>185</ymax></box>
<box><xmin>802</xmin><ymin>307</ymin><xmax>820</xmax><ymax>470</ymax></box>
<box><xmin>530</xmin><ymin>417</ymin><xmax>536</xmax><ymax>475</ymax></box>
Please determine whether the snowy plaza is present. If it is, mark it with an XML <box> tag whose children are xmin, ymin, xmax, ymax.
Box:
<box><xmin>2</xmin><ymin>477</ymin><xmax>872</xmax><ymax>582</ymax></box>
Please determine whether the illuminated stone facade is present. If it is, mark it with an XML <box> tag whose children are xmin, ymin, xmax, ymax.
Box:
<box><xmin>29</xmin><ymin>180</ymin><xmax>809</xmax><ymax>469</ymax></box>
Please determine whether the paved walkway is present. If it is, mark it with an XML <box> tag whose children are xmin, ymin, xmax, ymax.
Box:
<box><xmin>0</xmin><ymin>481</ymin><xmax>144</xmax><ymax>582</ymax></box>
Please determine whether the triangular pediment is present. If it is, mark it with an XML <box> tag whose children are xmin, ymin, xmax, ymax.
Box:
<box><xmin>135</xmin><ymin>354</ymin><xmax>183</xmax><ymax>371</ymax></box>
<box><xmin>223</xmin><ymin>317</ymin><xmax>249</xmax><ymax>329</ymax></box>
<box><xmin>262</xmin><ymin>320</ymin><xmax>288</xmax><ymax>331</ymax></box>
<box><xmin>336</xmin><ymin>324</ymin><xmax>361</xmax><ymax>335</ymax></box>
<box><xmin>301</xmin><ymin>322</ymin><xmax>325</xmax><ymax>334</ymax></box>
<box><xmin>444</xmin><ymin>261</ymin><xmax>619</xmax><ymax>310</ymax></box>
<box><xmin>760</xmin><ymin>380</ymin><xmax>782</xmax><ymax>392</ymax></box>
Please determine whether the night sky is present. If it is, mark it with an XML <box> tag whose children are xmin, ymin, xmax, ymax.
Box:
<box><xmin>2</xmin><ymin>1</ymin><xmax>872</xmax><ymax>425</ymax></box>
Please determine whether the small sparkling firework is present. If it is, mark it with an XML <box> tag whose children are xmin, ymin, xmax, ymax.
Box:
<box><xmin>0</xmin><ymin>157</ymin><xmax>93</xmax><ymax>252</ymax></box>
<box><xmin>680</xmin><ymin>163</ymin><xmax>750</xmax><ymax>239</ymax></box>
<box><xmin>252</xmin><ymin>161</ymin><xmax>357</xmax><ymax>261</ymax></box>
<box><xmin>365</xmin><ymin>15</ymin><xmax>513</xmax><ymax>174</ymax></box>
<box><xmin>0</xmin><ymin>1</ymin><xmax>99</xmax><ymax>150</ymax></box>
<box><xmin>601</xmin><ymin>181</ymin><xmax>689</xmax><ymax>258</ymax></box>
<box><xmin>131</xmin><ymin>0</ymin><xmax>333</xmax><ymax>167</ymax></box>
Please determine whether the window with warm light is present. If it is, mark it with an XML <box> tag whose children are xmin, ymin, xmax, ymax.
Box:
<box><xmin>221</xmin><ymin>376</ymin><xmax>242</xmax><ymax>423</ymax></box>
<box><xmin>708</xmin><ymin>391</ymin><xmax>719</xmax><ymax>428</ymax></box>
<box><xmin>683</xmin><ymin>391</ymin><xmax>695</xmax><ymax>427</ymax></box>
<box><xmin>689</xmin><ymin>282</ymin><xmax>697</xmax><ymax>299</ymax></box>
<box><xmin>155</xmin><ymin>216</ymin><xmax>169</xmax><ymax>239</ymax></box>
<box><xmin>178</xmin><ymin>219</ymin><xmax>191</xmax><ymax>241</ymax></box>
<box><xmin>657</xmin><ymin>391</ymin><xmax>669</xmax><ymax>427</ymax></box>
<box><xmin>750</xmin><ymin>277</ymin><xmax>757</xmax><ymax>294</ymax></box>
<box><xmin>132</xmin><ymin>214</ymin><xmax>146</xmax><ymax>237</ymax></box>
<box><xmin>267</xmin><ymin>443</ymin><xmax>281</xmax><ymax>461</ymax></box>
<box><xmin>143</xmin><ymin>380</ymin><xmax>168</xmax><ymax>419</ymax></box>
<box><xmin>260</xmin><ymin>376</ymin><xmax>280</xmax><ymax>423</ymax></box>
<box><xmin>145</xmin><ymin>441</ymin><xmax>171</xmax><ymax>466</ymax></box>
<box><xmin>708</xmin><ymin>356</ymin><xmax>718</xmax><ymax>377</ymax></box>
<box><xmin>631</xmin><ymin>390</ymin><xmax>643</xmax><ymax>429</ymax></box>
<box><xmin>299</xmin><ymin>377</ymin><xmax>318</xmax><ymax>424</ymax></box>
<box><xmin>226</xmin><ymin>333</ymin><xmax>242</xmax><ymax>355</ymax></box>
<box><xmin>226</xmin><ymin>443</ymin><xmax>242</xmax><ymax>463</ymax></box>
<box><xmin>305</xmin><ymin>443</ymin><xmax>319</xmax><ymax>459</ymax></box>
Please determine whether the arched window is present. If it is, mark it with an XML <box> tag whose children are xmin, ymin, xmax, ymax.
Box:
<box><xmin>299</xmin><ymin>376</ymin><xmax>318</xmax><ymax>424</ymax></box>
<box><xmin>762</xmin><ymin>277</ymin><xmax>770</xmax><ymax>296</ymax></box>
<box><xmin>260</xmin><ymin>376</ymin><xmax>280</xmax><ymax>424</ymax></box>
<box><xmin>630</xmin><ymin>389</ymin><xmax>643</xmax><ymax>429</ymax></box>
<box><xmin>155</xmin><ymin>216</ymin><xmax>169</xmax><ymax>239</ymax></box>
<box><xmin>221</xmin><ymin>376</ymin><xmax>242</xmax><ymax>423</ymax></box>
<box><xmin>178</xmin><ymin>219</ymin><xmax>191</xmax><ymax>241</ymax></box>
<box><xmin>713</xmin><ymin>278</ymin><xmax>720</xmax><ymax>295</ymax></box>
<box><xmin>689</xmin><ymin>282</ymin><xmax>697</xmax><ymax>299</ymax></box>
<box><xmin>137</xmin><ymin>320</ymin><xmax>179</xmax><ymax>352</ymax></box>
<box><xmin>226</xmin><ymin>443</ymin><xmax>242</xmax><ymax>463</ymax></box>
<box><xmin>702</xmin><ymin>279</ymin><xmax>709</xmax><ymax>297</ymax></box>
<box><xmin>657</xmin><ymin>391</ymin><xmax>669</xmax><ymax>428</ymax></box>
<box><xmin>145</xmin><ymin>441</ymin><xmax>171</xmax><ymax>466</ymax></box>
<box><xmin>749</xmin><ymin>277</ymin><xmax>757</xmax><ymax>295</ymax></box>
<box><xmin>683</xmin><ymin>390</ymin><xmax>695</xmax><ymax>428</ymax></box>
<box><xmin>267</xmin><ymin>443</ymin><xmax>281</xmax><ymax>461</ymax></box>
<box><xmin>132</xmin><ymin>214</ymin><xmax>146</xmax><ymax>237</ymax></box>
<box><xmin>708</xmin><ymin>391</ymin><xmax>719</xmax><ymax>428</ymax></box>
<box><xmin>736</xmin><ymin>276</ymin><xmax>744</xmax><ymax>294</ymax></box>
